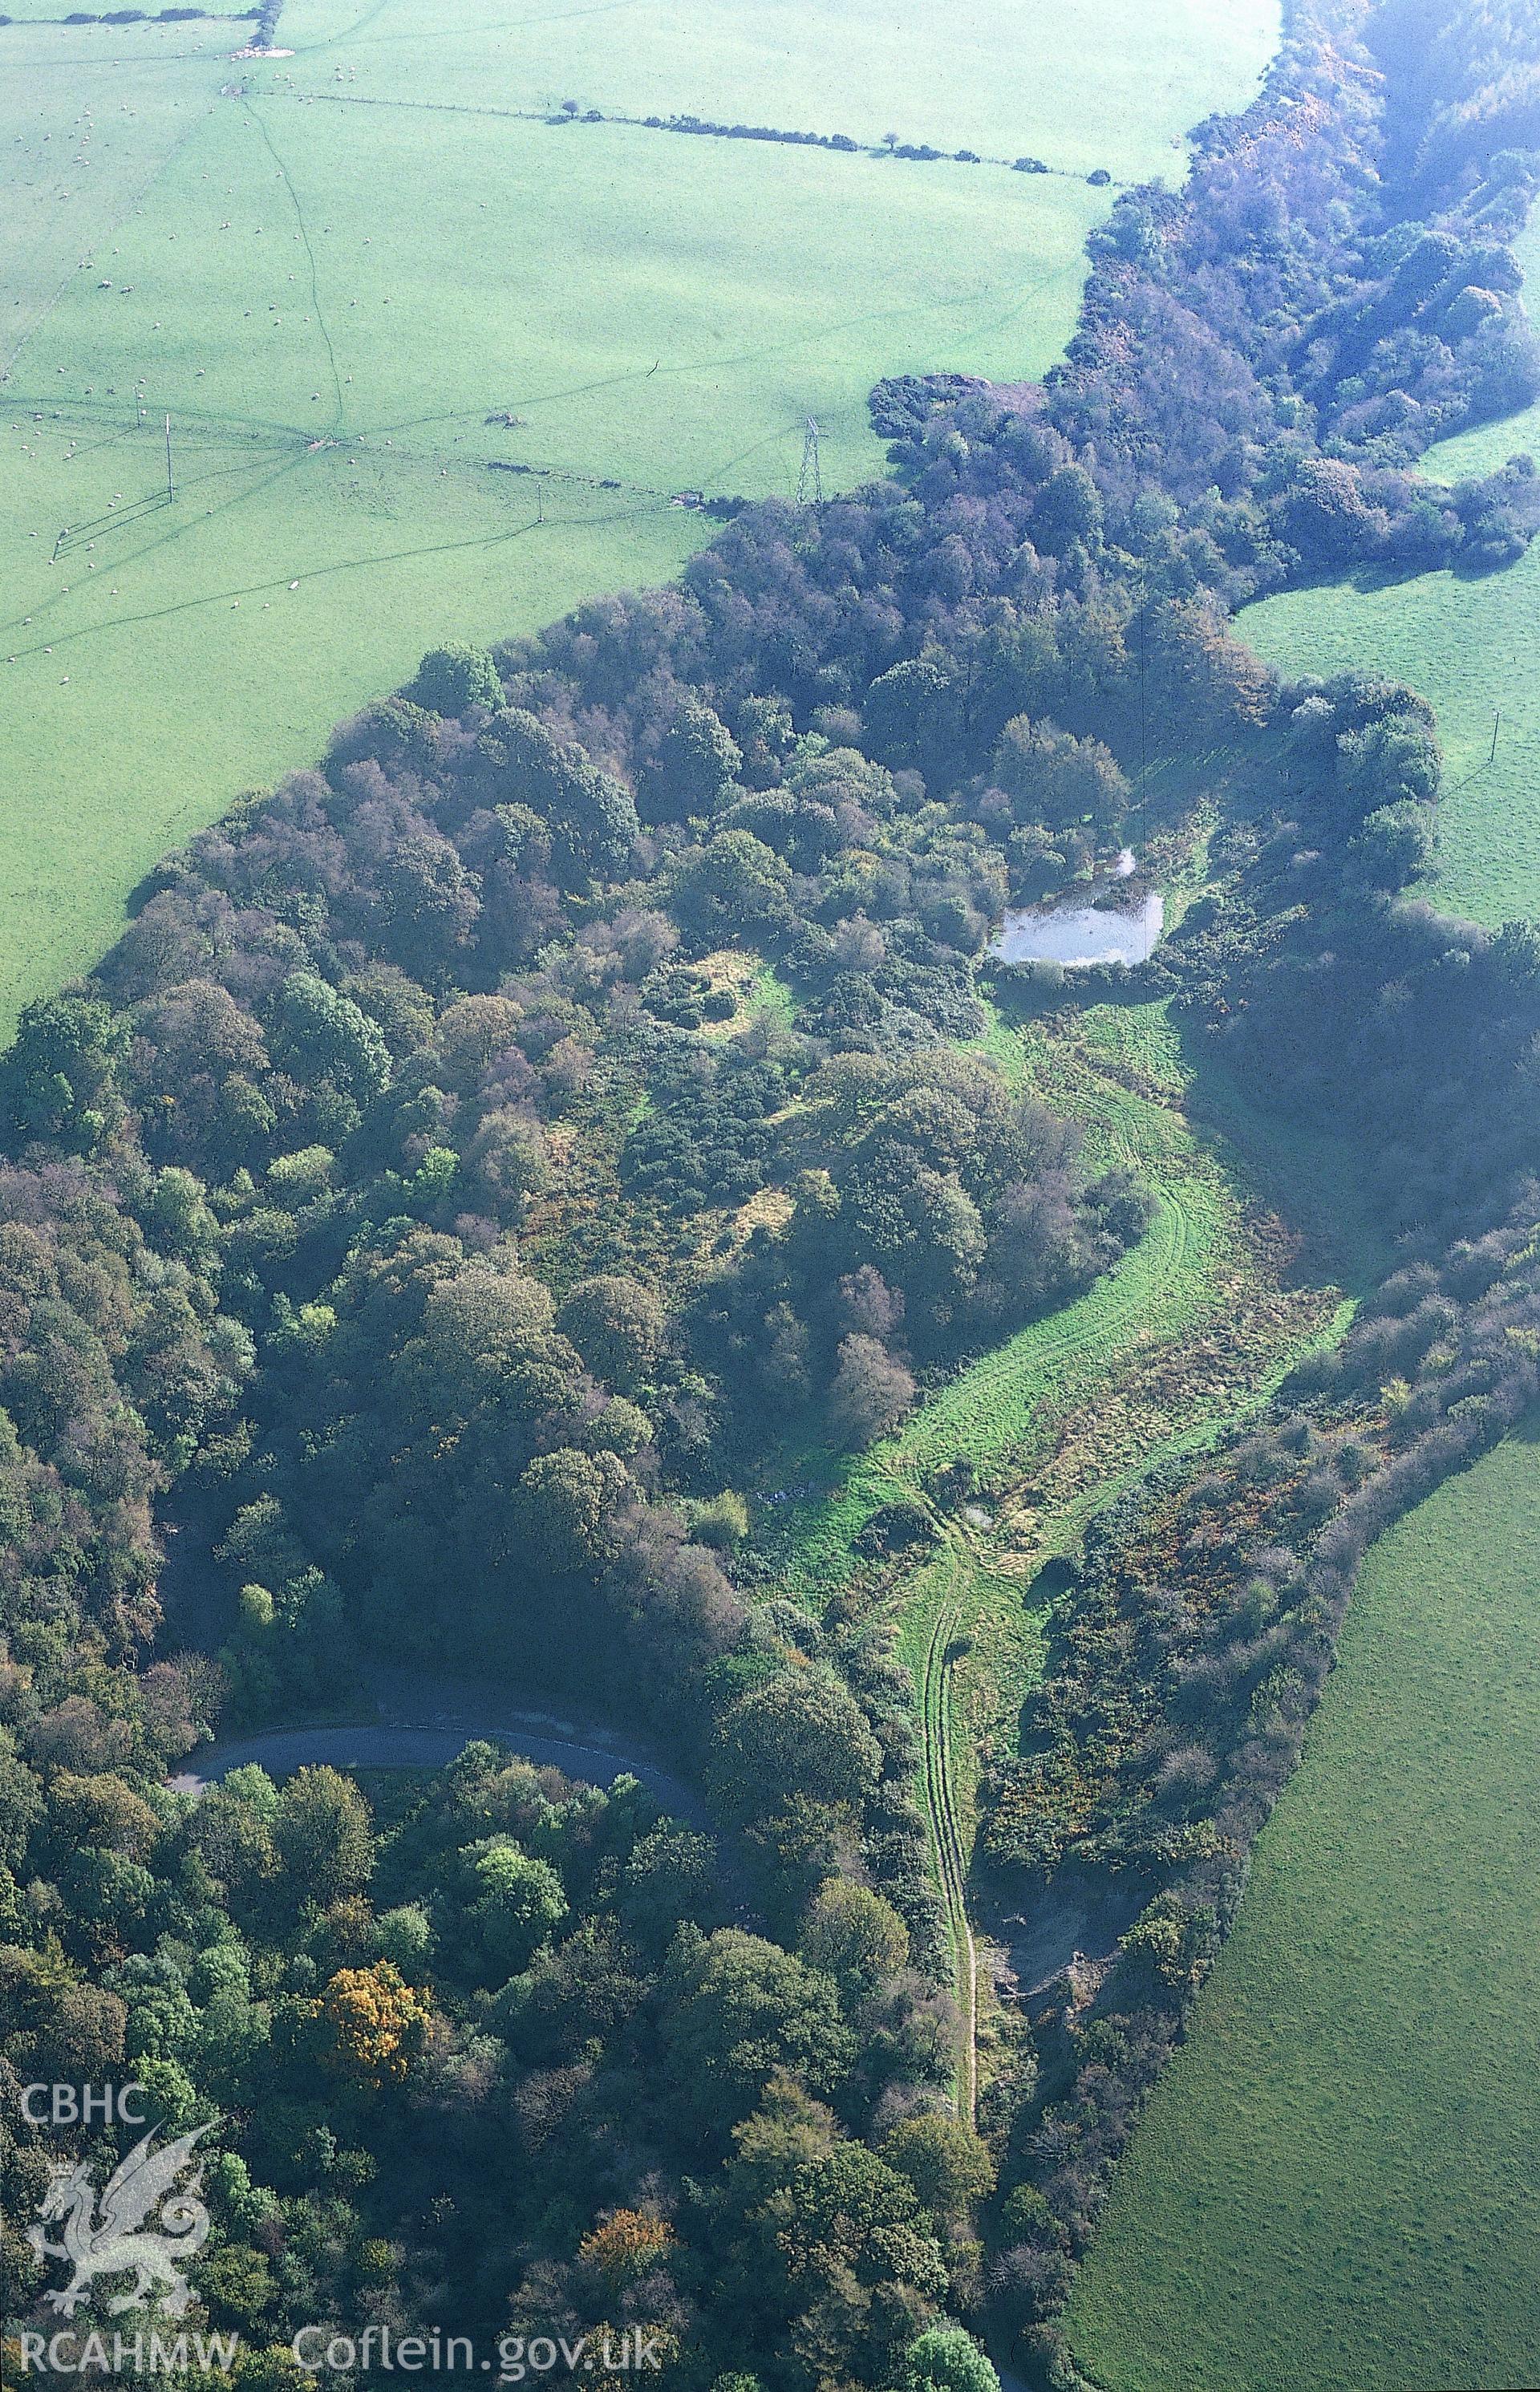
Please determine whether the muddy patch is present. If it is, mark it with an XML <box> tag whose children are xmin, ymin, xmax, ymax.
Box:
<box><xmin>986</xmin><ymin>1872</ymin><xmax>1147</xmax><ymax>1999</ymax></box>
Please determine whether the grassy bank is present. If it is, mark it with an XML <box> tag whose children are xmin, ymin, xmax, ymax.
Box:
<box><xmin>751</xmin><ymin>994</ymin><xmax>1347</xmax><ymax>2110</ymax></box>
<box><xmin>764</xmin><ymin>999</ymin><xmax>1344</xmax><ymax>1605</ymax></box>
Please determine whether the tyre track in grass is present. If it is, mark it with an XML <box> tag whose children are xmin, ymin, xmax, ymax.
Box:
<box><xmin>780</xmin><ymin>989</ymin><xmax>1359</xmax><ymax>1600</ymax></box>
<box><xmin>919</xmin><ymin>1543</ymin><xmax>978</xmax><ymax>2118</ymax></box>
<box><xmin>239</xmin><ymin>93</ymin><xmax>346</xmax><ymax>432</ymax></box>
<box><xmin>911</xmin><ymin>1301</ymin><xmax>1354</xmax><ymax>2123</ymax></box>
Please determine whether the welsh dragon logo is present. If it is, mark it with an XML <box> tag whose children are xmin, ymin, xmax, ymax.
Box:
<box><xmin>26</xmin><ymin>2119</ymin><xmax>217</xmax><ymax>2318</ymax></box>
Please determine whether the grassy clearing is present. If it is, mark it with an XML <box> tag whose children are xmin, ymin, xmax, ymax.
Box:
<box><xmin>1242</xmin><ymin>214</ymin><xmax>1540</xmax><ymax>929</ymax></box>
<box><xmin>756</xmin><ymin>994</ymin><xmax>1348</xmax><ymax>2111</ymax></box>
<box><xmin>764</xmin><ymin>998</ymin><xmax>1343</xmax><ymax>1604</ymax></box>
<box><xmin>0</xmin><ymin>0</ymin><xmax>1278</xmax><ymax>1036</ymax></box>
<box><xmin>1065</xmin><ymin>1414</ymin><xmax>1540</xmax><ymax>2392</ymax></box>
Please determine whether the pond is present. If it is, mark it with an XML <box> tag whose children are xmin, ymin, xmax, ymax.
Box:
<box><xmin>991</xmin><ymin>886</ymin><xmax>1164</xmax><ymax>968</ymax></box>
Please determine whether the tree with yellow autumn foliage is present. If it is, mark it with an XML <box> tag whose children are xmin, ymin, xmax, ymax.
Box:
<box><xmin>320</xmin><ymin>1960</ymin><xmax>431</xmax><ymax>2086</ymax></box>
<box><xmin>576</xmin><ymin>2209</ymin><xmax>675</xmax><ymax>2298</ymax></box>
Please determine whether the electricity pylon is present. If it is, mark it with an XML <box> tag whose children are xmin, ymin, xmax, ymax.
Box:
<box><xmin>796</xmin><ymin>415</ymin><xmax>823</xmax><ymax>506</ymax></box>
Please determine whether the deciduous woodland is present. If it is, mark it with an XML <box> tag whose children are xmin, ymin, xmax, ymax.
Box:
<box><xmin>4</xmin><ymin>2</ymin><xmax>1540</xmax><ymax>2388</ymax></box>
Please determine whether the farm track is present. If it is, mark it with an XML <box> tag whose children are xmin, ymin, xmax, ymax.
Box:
<box><xmin>908</xmin><ymin>1186</ymin><xmax>1198</xmax><ymax>2117</ymax></box>
<box><xmin>911</xmin><ymin>1287</ymin><xmax>1354</xmax><ymax>2114</ymax></box>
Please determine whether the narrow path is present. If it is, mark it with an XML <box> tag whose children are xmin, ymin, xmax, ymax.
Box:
<box><xmin>239</xmin><ymin>95</ymin><xmax>346</xmax><ymax>433</ymax></box>
<box><xmin>908</xmin><ymin>1316</ymin><xmax>1352</xmax><ymax>2125</ymax></box>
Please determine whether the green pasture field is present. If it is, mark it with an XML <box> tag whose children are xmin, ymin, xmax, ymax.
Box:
<box><xmin>0</xmin><ymin>0</ymin><xmax>1278</xmax><ymax>1036</ymax></box>
<box><xmin>0</xmin><ymin>18</ymin><xmax>232</xmax><ymax>378</ymax></box>
<box><xmin>1065</xmin><ymin>1414</ymin><xmax>1540</xmax><ymax>2392</ymax></box>
<box><xmin>1242</xmin><ymin>209</ymin><xmax>1540</xmax><ymax>930</ymax></box>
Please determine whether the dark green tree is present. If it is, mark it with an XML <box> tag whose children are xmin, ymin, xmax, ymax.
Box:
<box><xmin>410</xmin><ymin>642</ymin><xmax>503</xmax><ymax>717</ymax></box>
